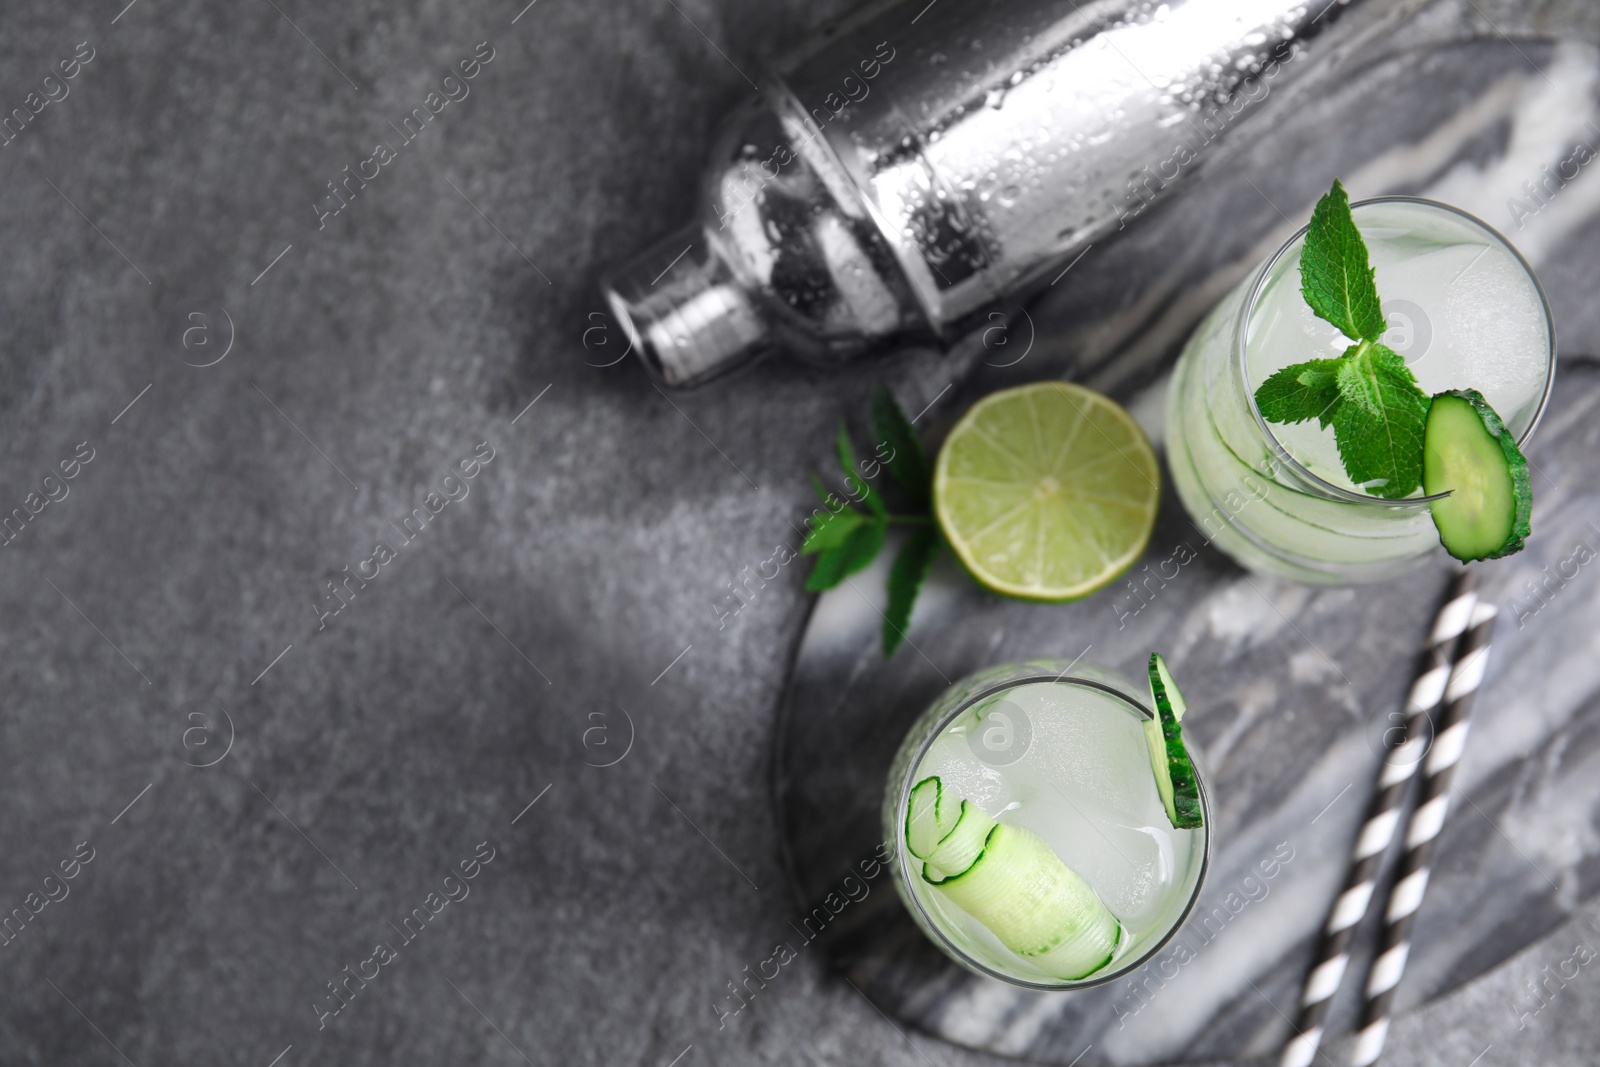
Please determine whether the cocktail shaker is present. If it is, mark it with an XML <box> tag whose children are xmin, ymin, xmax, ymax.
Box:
<box><xmin>602</xmin><ymin>0</ymin><xmax>1421</xmax><ymax>387</ymax></box>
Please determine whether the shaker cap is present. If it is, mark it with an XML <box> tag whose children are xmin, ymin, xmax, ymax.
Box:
<box><xmin>601</xmin><ymin>224</ymin><xmax>767</xmax><ymax>388</ymax></box>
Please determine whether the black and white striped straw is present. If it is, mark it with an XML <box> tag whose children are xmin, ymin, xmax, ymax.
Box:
<box><xmin>1279</xmin><ymin>572</ymin><xmax>1480</xmax><ymax>1067</ymax></box>
<box><xmin>1349</xmin><ymin>597</ymin><xmax>1499</xmax><ymax>1067</ymax></box>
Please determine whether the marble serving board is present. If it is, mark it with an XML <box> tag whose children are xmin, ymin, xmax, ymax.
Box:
<box><xmin>773</xmin><ymin>34</ymin><xmax>1600</xmax><ymax>1067</ymax></box>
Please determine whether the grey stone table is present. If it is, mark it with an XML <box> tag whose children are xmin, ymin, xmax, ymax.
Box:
<box><xmin>2</xmin><ymin>4</ymin><xmax>1599</xmax><ymax>1067</ymax></box>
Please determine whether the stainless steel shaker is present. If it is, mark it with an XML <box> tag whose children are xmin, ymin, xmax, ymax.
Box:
<box><xmin>601</xmin><ymin>0</ymin><xmax>1422</xmax><ymax>387</ymax></box>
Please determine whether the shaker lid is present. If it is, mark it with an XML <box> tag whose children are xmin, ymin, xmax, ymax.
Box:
<box><xmin>601</xmin><ymin>225</ymin><xmax>767</xmax><ymax>388</ymax></box>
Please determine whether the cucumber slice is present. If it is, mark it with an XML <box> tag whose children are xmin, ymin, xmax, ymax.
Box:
<box><xmin>1423</xmin><ymin>389</ymin><xmax>1532</xmax><ymax>562</ymax></box>
<box><xmin>922</xmin><ymin>800</ymin><xmax>996</xmax><ymax>881</ymax></box>
<box><xmin>1146</xmin><ymin>653</ymin><xmax>1203</xmax><ymax>829</ymax></box>
<box><xmin>1150</xmin><ymin>654</ymin><xmax>1187</xmax><ymax>723</ymax></box>
<box><xmin>905</xmin><ymin>776</ymin><xmax>963</xmax><ymax>860</ymax></box>
<box><xmin>931</xmin><ymin>822</ymin><xmax>1123</xmax><ymax>980</ymax></box>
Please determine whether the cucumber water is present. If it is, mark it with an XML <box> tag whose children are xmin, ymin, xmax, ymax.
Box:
<box><xmin>892</xmin><ymin>667</ymin><xmax>1209</xmax><ymax>987</ymax></box>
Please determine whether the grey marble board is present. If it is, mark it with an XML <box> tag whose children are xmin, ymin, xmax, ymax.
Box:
<box><xmin>773</xmin><ymin>35</ymin><xmax>1600</xmax><ymax>1067</ymax></box>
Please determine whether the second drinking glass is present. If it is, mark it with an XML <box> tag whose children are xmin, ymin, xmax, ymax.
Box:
<box><xmin>1165</xmin><ymin>196</ymin><xmax>1554</xmax><ymax>583</ymax></box>
<box><xmin>883</xmin><ymin>660</ymin><xmax>1210</xmax><ymax>989</ymax></box>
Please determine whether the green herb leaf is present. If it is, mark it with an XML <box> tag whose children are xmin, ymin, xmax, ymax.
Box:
<box><xmin>804</xmin><ymin>518</ymin><xmax>887</xmax><ymax>592</ymax></box>
<box><xmin>1329</xmin><ymin>342</ymin><xmax>1431</xmax><ymax>498</ymax></box>
<box><xmin>836</xmin><ymin>422</ymin><xmax>888</xmax><ymax>519</ymax></box>
<box><xmin>801</xmin><ymin>507</ymin><xmax>867</xmax><ymax>556</ymax></box>
<box><xmin>1255</xmin><ymin>358</ymin><xmax>1343</xmax><ymax>429</ymax></box>
<box><xmin>872</xmin><ymin>385</ymin><xmax>931</xmax><ymax>506</ymax></box>
<box><xmin>810</xmin><ymin>473</ymin><xmax>841</xmax><ymax>509</ymax></box>
<box><xmin>883</xmin><ymin>526</ymin><xmax>939</xmax><ymax>657</ymax></box>
<box><xmin>1301</xmin><ymin>179</ymin><xmax>1386</xmax><ymax>343</ymax></box>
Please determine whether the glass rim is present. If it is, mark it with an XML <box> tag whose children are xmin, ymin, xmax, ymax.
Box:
<box><xmin>1236</xmin><ymin>194</ymin><xmax>1557</xmax><ymax>508</ymax></box>
<box><xmin>891</xmin><ymin>668</ymin><xmax>1213</xmax><ymax>991</ymax></box>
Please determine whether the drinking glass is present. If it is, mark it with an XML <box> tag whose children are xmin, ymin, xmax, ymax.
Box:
<box><xmin>1164</xmin><ymin>197</ymin><xmax>1554</xmax><ymax>583</ymax></box>
<box><xmin>882</xmin><ymin>660</ymin><xmax>1212</xmax><ymax>989</ymax></box>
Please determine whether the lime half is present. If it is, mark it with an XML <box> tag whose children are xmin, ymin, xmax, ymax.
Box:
<box><xmin>933</xmin><ymin>382</ymin><xmax>1159</xmax><ymax>601</ymax></box>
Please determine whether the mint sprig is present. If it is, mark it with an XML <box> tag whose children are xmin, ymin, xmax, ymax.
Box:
<box><xmin>802</xmin><ymin>385</ymin><xmax>940</xmax><ymax>656</ymax></box>
<box><xmin>1255</xmin><ymin>179</ymin><xmax>1431</xmax><ymax>499</ymax></box>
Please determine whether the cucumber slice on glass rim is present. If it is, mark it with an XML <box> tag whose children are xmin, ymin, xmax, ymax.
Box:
<box><xmin>1423</xmin><ymin>389</ymin><xmax>1532</xmax><ymax>562</ymax></box>
<box><xmin>1145</xmin><ymin>653</ymin><xmax>1203</xmax><ymax>830</ymax></box>
<box><xmin>904</xmin><ymin>780</ymin><xmax>1122</xmax><ymax>981</ymax></box>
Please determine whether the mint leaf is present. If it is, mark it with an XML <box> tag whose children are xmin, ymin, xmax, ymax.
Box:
<box><xmin>872</xmin><ymin>385</ymin><xmax>931</xmax><ymax>506</ymax></box>
<box><xmin>883</xmin><ymin>527</ymin><xmax>939</xmax><ymax>657</ymax></box>
<box><xmin>804</xmin><ymin>519</ymin><xmax>886</xmax><ymax>592</ymax></box>
<box><xmin>802</xmin><ymin>507</ymin><xmax>867</xmax><ymax>555</ymax></box>
<box><xmin>1301</xmin><ymin>179</ymin><xmax>1386</xmax><ymax>342</ymax></box>
<box><xmin>1334</xmin><ymin>342</ymin><xmax>1382</xmax><ymax>415</ymax></box>
<box><xmin>1329</xmin><ymin>342</ymin><xmax>1430</xmax><ymax>498</ymax></box>
<box><xmin>836</xmin><ymin>422</ymin><xmax>888</xmax><ymax>519</ymax></box>
<box><xmin>1256</xmin><ymin>358</ymin><xmax>1343</xmax><ymax>429</ymax></box>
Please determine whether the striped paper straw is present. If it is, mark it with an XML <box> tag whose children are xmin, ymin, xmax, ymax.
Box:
<box><xmin>1349</xmin><ymin>598</ymin><xmax>1499</xmax><ymax>1067</ymax></box>
<box><xmin>1279</xmin><ymin>572</ymin><xmax>1480</xmax><ymax>1067</ymax></box>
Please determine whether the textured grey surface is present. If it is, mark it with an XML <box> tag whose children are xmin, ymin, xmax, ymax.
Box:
<box><xmin>2</xmin><ymin>3</ymin><xmax>1600</xmax><ymax>1067</ymax></box>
